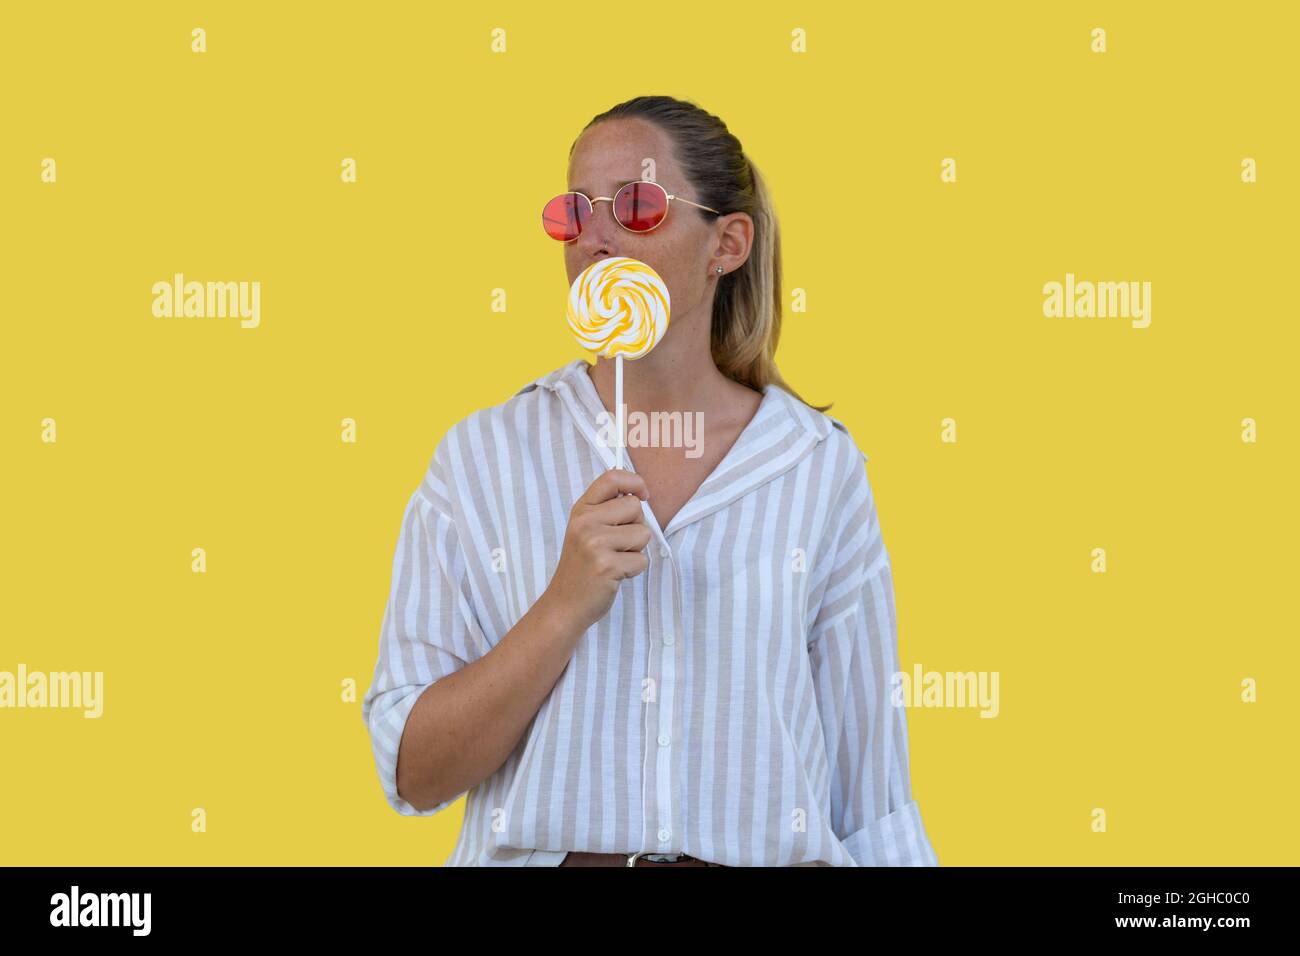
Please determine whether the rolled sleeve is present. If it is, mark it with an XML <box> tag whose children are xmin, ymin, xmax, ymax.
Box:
<box><xmin>361</xmin><ymin>468</ymin><xmax>486</xmax><ymax>817</ymax></box>
<box><xmin>808</xmin><ymin>453</ymin><xmax>939</xmax><ymax>866</ymax></box>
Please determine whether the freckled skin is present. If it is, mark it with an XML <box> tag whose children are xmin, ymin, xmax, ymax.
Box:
<box><xmin>563</xmin><ymin>117</ymin><xmax>763</xmax><ymax>531</ymax></box>
<box><xmin>564</xmin><ymin>118</ymin><xmax>724</xmax><ymax>357</ymax></box>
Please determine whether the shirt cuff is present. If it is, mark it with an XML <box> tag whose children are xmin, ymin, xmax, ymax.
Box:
<box><xmin>839</xmin><ymin>800</ymin><xmax>940</xmax><ymax>866</ymax></box>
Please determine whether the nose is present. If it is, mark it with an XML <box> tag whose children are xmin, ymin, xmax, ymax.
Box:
<box><xmin>575</xmin><ymin>197</ymin><xmax>620</xmax><ymax>258</ymax></box>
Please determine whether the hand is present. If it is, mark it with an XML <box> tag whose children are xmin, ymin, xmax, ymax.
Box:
<box><xmin>541</xmin><ymin>469</ymin><xmax>652</xmax><ymax>634</ymax></box>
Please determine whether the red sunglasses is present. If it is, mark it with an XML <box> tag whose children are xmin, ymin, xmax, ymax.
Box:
<box><xmin>542</xmin><ymin>180</ymin><xmax>721</xmax><ymax>242</ymax></box>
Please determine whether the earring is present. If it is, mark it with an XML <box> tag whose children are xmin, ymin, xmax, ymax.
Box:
<box><xmin>715</xmin><ymin>265</ymin><xmax>724</xmax><ymax>274</ymax></box>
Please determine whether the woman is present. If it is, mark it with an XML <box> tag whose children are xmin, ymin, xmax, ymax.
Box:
<box><xmin>362</xmin><ymin>95</ymin><xmax>939</xmax><ymax>867</ymax></box>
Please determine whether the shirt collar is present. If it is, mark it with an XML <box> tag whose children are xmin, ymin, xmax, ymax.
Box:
<box><xmin>517</xmin><ymin>359</ymin><xmax>843</xmax><ymax>539</ymax></box>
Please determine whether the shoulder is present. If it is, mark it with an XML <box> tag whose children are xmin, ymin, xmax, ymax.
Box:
<box><xmin>779</xmin><ymin>401</ymin><xmax>888</xmax><ymax>566</ymax></box>
<box><xmin>764</xmin><ymin>392</ymin><xmax>887</xmax><ymax>580</ymax></box>
<box><xmin>417</xmin><ymin>363</ymin><xmax>572</xmax><ymax>509</ymax></box>
<box><xmin>768</xmin><ymin>387</ymin><xmax>884</xmax><ymax>550</ymax></box>
<box><xmin>769</xmin><ymin>385</ymin><xmax>872</xmax><ymax>492</ymax></box>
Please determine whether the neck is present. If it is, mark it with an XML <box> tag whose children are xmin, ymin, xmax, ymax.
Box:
<box><xmin>586</xmin><ymin>309</ymin><xmax>730</xmax><ymax>414</ymax></box>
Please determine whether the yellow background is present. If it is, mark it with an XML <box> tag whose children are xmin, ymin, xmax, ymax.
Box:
<box><xmin>1</xmin><ymin>2</ymin><xmax>1295</xmax><ymax>865</ymax></box>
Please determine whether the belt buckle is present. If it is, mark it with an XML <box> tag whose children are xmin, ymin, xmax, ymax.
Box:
<box><xmin>627</xmin><ymin>850</ymin><xmax>689</xmax><ymax>866</ymax></box>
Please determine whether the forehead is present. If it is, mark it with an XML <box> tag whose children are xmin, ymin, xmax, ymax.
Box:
<box><xmin>568</xmin><ymin>118</ymin><xmax>679</xmax><ymax>188</ymax></box>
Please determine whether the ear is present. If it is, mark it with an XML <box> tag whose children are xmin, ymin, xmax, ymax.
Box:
<box><xmin>713</xmin><ymin>211</ymin><xmax>754</xmax><ymax>272</ymax></box>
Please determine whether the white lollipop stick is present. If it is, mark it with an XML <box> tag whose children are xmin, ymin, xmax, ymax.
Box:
<box><xmin>615</xmin><ymin>353</ymin><xmax>624</xmax><ymax>471</ymax></box>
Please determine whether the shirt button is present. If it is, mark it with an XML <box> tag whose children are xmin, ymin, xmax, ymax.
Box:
<box><xmin>658</xmin><ymin>827</ymin><xmax>671</xmax><ymax>843</ymax></box>
<box><xmin>658</xmin><ymin>733</ymin><xmax>670</xmax><ymax>747</ymax></box>
<box><xmin>658</xmin><ymin>544</ymin><xmax>670</xmax><ymax>558</ymax></box>
<box><xmin>663</xmin><ymin>633</ymin><xmax>674</xmax><ymax>646</ymax></box>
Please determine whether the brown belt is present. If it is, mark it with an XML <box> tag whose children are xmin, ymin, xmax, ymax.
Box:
<box><xmin>560</xmin><ymin>851</ymin><xmax>727</xmax><ymax>867</ymax></box>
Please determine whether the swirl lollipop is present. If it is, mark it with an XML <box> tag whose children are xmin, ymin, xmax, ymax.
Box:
<box><xmin>567</xmin><ymin>256</ymin><xmax>670</xmax><ymax>469</ymax></box>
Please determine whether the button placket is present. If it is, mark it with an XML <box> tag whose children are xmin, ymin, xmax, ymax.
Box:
<box><xmin>649</xmin><ymin>534</ymin><xmax>679</xmax><ymax>855</ymax></box>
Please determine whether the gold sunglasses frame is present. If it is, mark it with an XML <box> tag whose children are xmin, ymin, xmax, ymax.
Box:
<box><xmin>543</xmin><ymin>180</ymin><xmax>721</xmax><ymax>242</ymax></box>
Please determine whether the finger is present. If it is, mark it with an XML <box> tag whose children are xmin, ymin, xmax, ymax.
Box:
<box><xmin>599</xmin><ymin>523</ymin><xmax>653</xmax><ymax>553</ymax></box>
<box><xmin>590</xmin><ymin>493</ymin><xmax>647</xmax><ymax>526</ymax></box>
<box><xmin>609</xmin><ymin>551</ymin><xmax>650</xmax><ymax>580</ymax></box>
<box><xmin>582</xmin><ymin>468</ymin><xmax>649</xmax><ymax>506</ymax></box>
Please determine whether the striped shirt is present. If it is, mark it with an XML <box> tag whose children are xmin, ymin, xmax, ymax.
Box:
<box><xmin>362</xmin><ymin>358</ymin><xmax>939</xmax><ymax>866</ymax></box>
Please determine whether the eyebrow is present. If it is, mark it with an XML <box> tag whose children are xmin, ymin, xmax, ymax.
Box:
<box><xmin>567</xmin><ymin>179</ymin><xmax>644</xmax><ymax>196</ymax></box>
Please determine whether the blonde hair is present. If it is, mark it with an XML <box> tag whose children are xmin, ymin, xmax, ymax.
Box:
<box><xmin>573</xmin><ymin>95</ymin><xmax>831</xmax><ymax>412</ymax></box>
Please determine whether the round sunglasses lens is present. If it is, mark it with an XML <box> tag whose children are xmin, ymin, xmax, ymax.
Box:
<box><xmin>542</xmin><ymin>193</ymin><xmax>587</xmax><ymax>241</ymax></box>
<box><xmin>613</xmin><ymin>182</ymin><xmax>668</xmax><ymax>232</ymax></box>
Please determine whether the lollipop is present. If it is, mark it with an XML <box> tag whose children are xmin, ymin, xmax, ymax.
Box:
<box><xmin>566</xmin><ymin>256</ymin><xmax>670</xmax><ymax>469</ymax></box>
